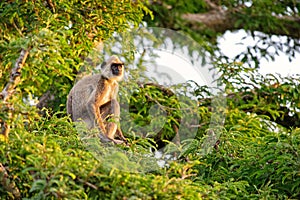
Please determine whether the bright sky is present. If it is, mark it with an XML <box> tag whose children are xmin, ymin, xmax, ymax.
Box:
<box><xmin>144</xmin><ymin>50</ymin><xmax>210</xmax><ymax>86</ymax></box>
<box><xmin>218</xmin><ymin>30</ymin><xmax>300</xmax><ymax>76</ymax></box>
<box><xmin>145</xmin><ymin>30</ymin><xmax>300</xmax><ymax>87</ymax></box>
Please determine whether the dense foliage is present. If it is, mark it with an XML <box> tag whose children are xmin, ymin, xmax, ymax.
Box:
<box><xmin>0</xmin><ymin>0</ymin><xmax>150</xmax><ymax>110</ymax></box>
<box><xmin>1</xmin><ymin>69</ymin><xmax>300</xmax><ymax>199</ymax></box>
<box><xmin>1</xmin><ymin>0</ymin><xmax>299</xmax><ymax>199</ymax></box>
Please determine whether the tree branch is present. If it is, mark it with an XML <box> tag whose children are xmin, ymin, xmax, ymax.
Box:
<box><xmin>0</xmin><ymin>48</ymin><xmax>30</xmax><ymax>138</ymax></box>
<box><xmin>0</xmin><ymin>49</ymin><xmax>30</xmax><ymax>101</ymax></box>
<box><xmin>181</xmin><ymin>1</ymin><xmax>300</xmax><ymax>39</ymax></box>
<box><xmin>0</xmin><ymin>163</ymin><xmax>21</xmax><ymax>199</ymax></box>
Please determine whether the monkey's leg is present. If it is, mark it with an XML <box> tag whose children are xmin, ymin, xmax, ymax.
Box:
<box><xmin>100</xmin><ymin>99</ymin><xmax>126</xmax><ymax>144</ymax></box>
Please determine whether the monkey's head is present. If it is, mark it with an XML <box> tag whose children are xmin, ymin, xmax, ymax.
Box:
<box><xmin>101</xmin><ymin>55</ymin><xmax>124</xmax><ymax>81</ymax></box>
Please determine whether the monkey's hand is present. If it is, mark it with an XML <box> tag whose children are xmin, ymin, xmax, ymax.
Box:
<box><xmin>115</xmin><ymin>128</ymin><xmax>128</xmax><ymax>145</ymax></box>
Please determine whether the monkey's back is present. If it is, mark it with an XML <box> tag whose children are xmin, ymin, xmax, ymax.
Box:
<box><xmin>67</xmin><ymin>74</ymin><xmax>102</xmax><ymax>128</ymax></box>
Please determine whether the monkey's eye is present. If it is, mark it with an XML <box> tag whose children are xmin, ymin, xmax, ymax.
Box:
<box><xmin>111</xmin><ymin>63</ymin><xmax>124</xmax><ymax>70</ymax></box>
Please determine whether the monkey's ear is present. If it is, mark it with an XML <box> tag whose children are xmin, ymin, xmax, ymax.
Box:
<box><xmin>100</xmin><ymin>61</ymin><xmax>107</xmax><ymax>69</ymax></box>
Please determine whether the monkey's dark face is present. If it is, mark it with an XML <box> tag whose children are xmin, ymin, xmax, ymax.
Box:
<box><xmin>101</xmin><ymin>56</ymin><xmax>124</xmax><ymax>81</ymax></box>
<box><xmin>111</xmin><ymin>63</ymin><xmax>124</xmax><ymax>76</ymax></box>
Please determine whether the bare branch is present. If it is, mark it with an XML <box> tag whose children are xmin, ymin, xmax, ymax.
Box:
<box><xmin>0</xmin><ymin>48</ymin><xmax>30</xmax><ymax>138</ymax></box>
<box><xmin>0</xmin><ymin>49</ymin><xmax>30</xmax><ymax>101</ymax></box>
<box><xmin>181</xmin><ymin>4</ymin><xmax>300</xmax><ymax>39</ymax></box>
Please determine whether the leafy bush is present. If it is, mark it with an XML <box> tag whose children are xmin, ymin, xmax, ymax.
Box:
<box><xmin>2</xmin><ymin>67</ymin><xmax>300</xmax><ymax>199</ymax></box>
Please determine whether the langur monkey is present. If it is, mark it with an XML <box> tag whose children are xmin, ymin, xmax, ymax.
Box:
<box><xmin>67</xmin><ymin>55</ymin><xmax>127</xmax><ymax>144</ymax></box>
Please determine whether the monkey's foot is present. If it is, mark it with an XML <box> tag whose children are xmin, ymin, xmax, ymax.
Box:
<box><xmin>99</xmin><ymin>134</ymin><xmax>128</xmax><ymax>145</ymax></box>
<box><xmin>116</xmin><ymin>136</ymin><xmax>128</xmax><ymax>145</ymax></box>
<box><xmin>112</xmin><ymin>139</ymin><xmax>125</xmax><ymax>144</ymax></box>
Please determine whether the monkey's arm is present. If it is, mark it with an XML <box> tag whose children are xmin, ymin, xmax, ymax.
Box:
<box><xmin>84</xmin><ymin>92</ymin><xmax>106</xmax><ymax>133</ymax></box>
<box><xmin>111</xmin><ymin>82</ymin><xmax>119</xmax><ymax>99</ymax></box>
<box><xmin>94</xmin><ymin>102</ymin><xmax>107</xmax><ymax>134</ymax></box>
<box><xmin>93</xmin><ymin>77</ymin><xmax>111</xmax><ymax>134</ymax></box>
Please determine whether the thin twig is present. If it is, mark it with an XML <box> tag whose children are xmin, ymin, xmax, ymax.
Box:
<box><xmin>78</xmin><ymin>178</ymin><xmax>98</xmax><ymax>190</ymax></box>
